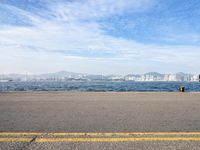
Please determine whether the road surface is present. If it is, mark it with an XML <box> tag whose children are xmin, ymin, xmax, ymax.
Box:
<box><xmin>0</xmin><ymin>92</ymin><xmax>200</xmax><ymax>149</ymax></box>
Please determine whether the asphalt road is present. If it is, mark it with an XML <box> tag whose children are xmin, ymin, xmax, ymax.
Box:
<box><xmin>0</xmin><ymin>92</ymin><xmax>200</xmax><ymax>149</ymax></box>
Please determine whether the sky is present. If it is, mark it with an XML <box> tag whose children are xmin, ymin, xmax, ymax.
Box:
<box><xmin>0</xmin><ymin>0</ymin><xmax>200</xmax><ymax>75</ymax></box>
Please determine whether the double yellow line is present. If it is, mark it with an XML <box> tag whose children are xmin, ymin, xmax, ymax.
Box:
<box><xmin>1</xmin><ymin>132</ymin><xmax>200</xmax><ymax>142</ymax></box>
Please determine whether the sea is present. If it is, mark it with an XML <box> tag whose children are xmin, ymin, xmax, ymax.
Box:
<box><xmin>0</xmin><ymin>81</ymin><xmax>200</xmax><ymax>92</ymax></box>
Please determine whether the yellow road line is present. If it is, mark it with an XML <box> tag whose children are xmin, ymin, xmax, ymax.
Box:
<box><xmin>0</xmin><ymin>132</ymin><xmax>43</xmax><ymax>136</ymax></box>
<box><xmin>1</xmin><ymin>132</ymin><xmax>200</xmax><ymax>136</ymax></box>
<box><xmin>0</xmin><ymin>138</ymin><xmax>32</xmax><ymax>142</ymax></box>
<box><xmin>1</xmin><ymin>137</ymin><xmax>200</xmax><ymax>142</ymax></box>
<box><xmin>1</xmin><ymin>137</ymin><xmax>200</xmax><ymax>143</ymax></box>
<box><xmin>47</xmin><ymin>132</ymin><xmax>200</xmax><ymax>136</ymax></box>
<box><xmin>36</xmin><ymin>137</ymin><xmax>200</xmax><ymax>142</ymax></box>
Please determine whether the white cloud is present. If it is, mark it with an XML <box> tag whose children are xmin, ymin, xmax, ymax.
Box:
<box><xmin>0</xmin><ymin>0</ymin><xmax>200</xmax><ymax>74</ymax></box>
<box><xmin>49</xmin><ymin>0</ymin><xmax>154</xmax><ymax>21</ymax></box>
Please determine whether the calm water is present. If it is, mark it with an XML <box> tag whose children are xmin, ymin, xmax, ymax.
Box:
<box><xmin>0</xmin><ymin>82</ymin><xmax>200</xmax><ymax>92</ymax></box>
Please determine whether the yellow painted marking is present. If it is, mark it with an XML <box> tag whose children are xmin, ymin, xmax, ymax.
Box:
<box><xmin>47</xmin><ymin>132</ymin><xmax>200</xmax><ymax>136</ymax></box>
<box><xmin>0</xmin><ymin>132</ymin><xmax>43</xmax><ymax>136</ymax></box>
<box><xmin>1</xmin><ymin>132</ymin><xmax>200</xmax><ymax>142</ymax></box>
<box><xmin>36</xmin><ymin>137</ymin><xmax>200</xmax><ymax>142</ymax></box>
<box><xmin>0</xmin><ymin>138</ymin><xmax>32</xmax><ymax>142</ymax></box>
<box><xmin>1</xmin><ymin>132</ymin><xmax>200</xmax><ymax>136</ymax></box>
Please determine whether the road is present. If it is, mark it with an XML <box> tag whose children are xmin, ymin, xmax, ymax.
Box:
<box><xmin>0</xmin><ymin>92</ymin><xmax>200</xmax><ymax>149</ymax></box>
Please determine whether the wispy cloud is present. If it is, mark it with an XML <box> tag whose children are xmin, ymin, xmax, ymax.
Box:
<box><xmin>0</xmin><ymin>0</ymin><xmax>200</xmax><ymax>74</ymax></box>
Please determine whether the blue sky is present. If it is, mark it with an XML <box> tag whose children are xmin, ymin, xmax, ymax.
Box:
<box><xmin>0</xmin><ymin>0</ymin><xmax>200</xmax><ymax>74</ymax></box>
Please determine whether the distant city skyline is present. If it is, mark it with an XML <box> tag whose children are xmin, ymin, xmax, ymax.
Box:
<box><xmin>0</xmin><ymin>71</ymin><xmax>199</xmax><ymax>82</ymax></box>
<box><xmin>0</xmin><ymin>0</ymin><xmax>200</xmax><ymax>74</ymax></box>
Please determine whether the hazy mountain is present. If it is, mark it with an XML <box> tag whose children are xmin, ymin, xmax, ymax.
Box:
<box><xmin>37</xmin><ymin>71</ymin><xmax>85</xmax><ymax>79</ymax></box>
<box><xmin>144</xmin><ymin>72</ymin><xmax>163</xmax><ymax>76</ymax></box>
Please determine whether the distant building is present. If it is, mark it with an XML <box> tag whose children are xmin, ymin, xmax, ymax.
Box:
<box><xmin>0</xmin><ymin>79</ymin><xmax>12</xmax><ymax>82</ymax></box>
<box><xmin>168</xmin><ymin>74</ymin><xmax>177</xmax><ymax>81</ymax></box>
<box><xmin>124</xmin><ymin>75</ymin><xmax>135</xmax><ymax>81</ymax></box>
<box><xmin>0</xmin><ymin>79</ymin><xmax>9</xmax><ymax>82</ymax></box>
